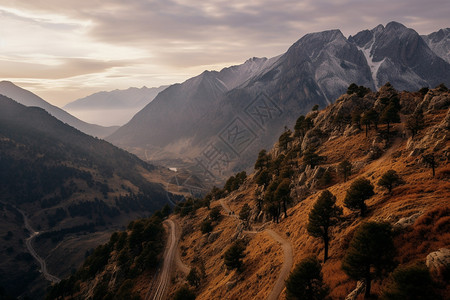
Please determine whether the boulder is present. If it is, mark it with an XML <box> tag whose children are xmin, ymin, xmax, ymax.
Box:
<box><xmin>394</xmin><ymin>212</ymin><xmax>422</xmax><ymax>229</ymax></box>
<box><xmin>426</xmin><ymin>248</ymin><xmax>450</xmax><ymax>279</ymax></box>
<box><xmin>345</xmin><ymin>280</ymin><xmax>365</xmax><ymax>300</ymax></box>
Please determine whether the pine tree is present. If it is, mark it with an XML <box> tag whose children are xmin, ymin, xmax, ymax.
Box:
<box><xmin>344</xmin><ymin>178</ymin><xmax>374</xmax><ymax>217</ymax></box>
<box><xmin>187</xmin><ymin>267</ymin><xmax>201</xmax><ymax>287</ymax></box>
<box><xmin>338</xmin><ymin>160</ymin><xmax>352</xmax><ymax>182</ymax></box>
<box><xmin>285</xmin><ymin>256</ymin><xmax>329</xmax><ymax>300</ymax></box>
<box><xmin>255</xmin><ymin>149</ymin><xmax>269</xmax><ymax>170</ymax></box>
<box><xmin>224</xmin><ymin>240</ymin><xmax>246</xmax><ymax>271</ymax></box>
<box><xmin>406</xmin><ymin>109</ymin><xmax>425</xmax><ymax>137</ymax></box>
<box><xmin>342</xmin><ymin>222</ymin><xmax>396</xmax><ymax>299</ymax></box>
<box><xmin>275</xmin><ymin>178</ymin><xmax>291</xmax><ymax>218</ymax></box>
<box><xmin>423</xmin><ymin>153</ymin><xmax>437</xmax><ymax>177</ymax></box>
<box><xmin>200</xmin><ymin>219</ymin><xmax>213</xmax><ymax>234</ymax></box>
<box><xmin>381</xmin><ymin>263</ymin><xmax>440</xmax><ymax>300</ymax></box>
<box><xmin>380</xmin><ymin>102</ymin><xmax>400</xmax><ymax>139</ymax></box>
<box><xmin>239</xmin><ymin>203</ymin><xmax>251</xmax><ymax>223</ymax></box>
<box><xmin>361</xmin><ymin>109</ymin><xmax>379</xmax><ymax>136</ymax></box>
<box><xmin>378</xmin><ymin>170</ymin><xmax>404</xmax><ymax>194</ymax></box>
<box><xmin>307</xmin><ymin>190</ymin><xmax>342</xmax><ymax>261</ymax></box>
<box><xmin>303</xmin><ymin>148</ymin><xmax>325</xmax><ymax>168</ymax></box>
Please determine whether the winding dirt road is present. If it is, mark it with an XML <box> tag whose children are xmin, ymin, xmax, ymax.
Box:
<box><xmin>219</xmin><ymin>199</ymin><xmax>293</xmax><ymax>300</ymax></box>
<box><xmin>17</xmin><ymin>208</ymin><xmax>61</xmax><ymax>283</ymax></box>
<box><xmin>266</xmin><ymin>229</ymin><xmax>293</xmax><ymax>300</ymax></box>
<box><xmin>147</xmin><ymin>219</ymin><xmax>178</xmax><ymax>300</ymax></box>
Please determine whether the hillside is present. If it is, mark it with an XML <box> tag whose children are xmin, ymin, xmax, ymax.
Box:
<box><xmin>51</xmin><ymin>84</ymin><xmax>449</xmax><ymax>299</ymax></box>
<box><xmin>0</xmin><ymin>81</ymin><xmax>118</xmax><ymax>138</ymax></box>
<box><xmin>0</xmin><ymin>95</ymin><xmax>174</xmax><ymax>298</ymax></box>
<box><xmin>63</xmin><ymin>85</ymin><xmax>168</xmax><ymax>126</ymax></box>
<box><xmin>107</xmin><ymin>22</ymin><xmax>450</xmax><ymax>182</ymax></box>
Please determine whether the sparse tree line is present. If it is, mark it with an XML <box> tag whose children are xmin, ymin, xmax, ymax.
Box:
<box><xmin>175</xmin><ymin>83</ymin><xmax>448</xmax><ymax>299</ymax></box>
<box><xmin>46</xmin><ymin>210</ymin><xmax>168</xmax><ymax>300</ymax></box>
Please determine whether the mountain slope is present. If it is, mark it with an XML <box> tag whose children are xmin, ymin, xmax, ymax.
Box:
<box><xmin>52</xmin><ymin>84</ymin><xmax>450</xmax><ymax>300</ymax></box>
<box><xmin>349</xmin><ymin>22</ymin><xmax>450</xmax><ymax>90</ymax></box>
<box><xmin>422</xmin><ymin>28</ymin><xmax>450</xmax><ymax>63</ymax></box>
<box><xmin>0</xmin><ymin>95</ymin><xmax>173</xmax><ymax>298</ymax></box>
<box><xmin>107</xmin><ymin>22</ymin><xmax>450</xmax><ymax>181</ymax></box>
<box><xmin>106</xmin><ymin>57</ymin><xmax>276</xmax><ymax>162</ymax></box>
<box><xmin>63</xmin><ymin>85</ymin><xmax>168</xmax><ymax>126</ymax></box>
<box><xmin>0</xmin><ymin>81</ymin><xmax>118</xmax><ymax>137</ymax></box>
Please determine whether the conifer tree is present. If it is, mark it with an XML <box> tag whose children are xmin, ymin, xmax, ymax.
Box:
<box><xmin>285</xmin><ymin>256</ymin><xmax>329</xmax><ymax>300</ymax></box>
<box><xmin>344</xmin><ymin>178</ymin><xmax>374</xmax><ymax>217</ymax></box>
<box><xmin>307</xmin><ymin>190</ymin><xmax>342</xmax><ymax>261</ymax></box>
<box><xmin>342</xmin><ymin>222</ymin><xmax>396</xmax><ymax>299</ymax></box>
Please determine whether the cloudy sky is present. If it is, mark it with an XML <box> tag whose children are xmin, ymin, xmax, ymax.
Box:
<box><xmin>0</xmin><ymin>0</ymin><xmax>448</xmax><ymax>106</ymax></box>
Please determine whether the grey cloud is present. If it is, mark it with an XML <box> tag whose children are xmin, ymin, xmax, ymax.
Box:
<box><xmin>0</xmin><ymin>58</ymin><xmax>132</xmax><ymax>79</ymax></box>
<box><xmin>1</xmin><ymin>0</ymin><xmax>449</xmax><ymax>104</ymax></box>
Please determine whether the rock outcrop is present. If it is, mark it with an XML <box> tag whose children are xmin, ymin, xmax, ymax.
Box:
<box><xmin>426</xmin><ymin>248</ymin><xmax>450</xmax><ymax>279</ymax></box>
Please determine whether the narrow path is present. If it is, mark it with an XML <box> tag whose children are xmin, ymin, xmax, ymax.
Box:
<box><xmin>17</xmin><ymin>208</ymin><xmax>61</xmax><ymax>283</ymax></box>
<box><xmin>172</xmin><ymin>219</ymin><xmax>191</xmax><ymax>275</ymax></box>
<box><xmin>147</xmin><ymin>219</ymin><xmax>178</xmax><ymax>300</ymax></box>
<box><xmin>266</xmin><ymin>229</ymin><xmax>293</xmax><ymax>300</ymax></box>
<box><xmin>219</xmin><ymin>198</ymin><xmax>293</xmax><ymax>300</ymax></box>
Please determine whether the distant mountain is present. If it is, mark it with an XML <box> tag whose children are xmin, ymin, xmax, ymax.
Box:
<box><xmin>107</xmin><ymin>57</ymin><xmax>278</xmax><ymax>162</ymax></box>
<box><xmin>63</xmin><ymin>85</ymin><xmax>168</xmax><ymax>126</ymax></box>
<box><xmin>0</xmin><ymin>95</ymin><xmax>172</xmax><ymax>298</ymax></box>
<box><xmin>349</xmin><ymin>22</ymin><xmax>450</xmax><ymax>89</ymax></box>
<box><xmin>107</xmin><ymin>22</ymin><xmax>450</xmax><ymax>181</ymax></box>
<box><xmin>0</xmin><ymin>81</ymin><xmax>118</xmax><ymax>137</ymax></box>
<box><xmin>422</xmin><ymin>28</ymin><xmax>450</xmax><ymax>63</ymax></box>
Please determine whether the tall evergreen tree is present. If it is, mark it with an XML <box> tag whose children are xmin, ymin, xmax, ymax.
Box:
<box><xmin>338</xmin><ymin>160</ymin><xmax>352</xmax><ymax>182</ymax></box>
<box><xmin>285</xmin><ymin>256</ymin><xmax>329</xmax><ymax>300</ymax></box>
<box><xmin>275</xmin><ymin>178</ymin><xmax>291</xmax><ymax>218</ymax></box>
<box><xmin>342</xmin><ymin>222</ymin><xmax>396</xmax><ymax>299</ymax></box>
<box><xmin>380</xmin><ymin>102</ymin><xmax>400</xmax><ymax>139</ymax></box>
<box><xmin>344</xmin><ymin>178</ymin><xmax>374</xmax><ymax>217</ymax></box>
<box><xmin>406</xmin><ymin>109</ymin><xmax>425</xmax><ymax>137</ymax></box>
<box><xmin>382</xmin><ymin>263</ymin><xmax>440</xmax><ymax>300</ymax></box>
<box><xmin>378</xmin><ymin>170</ymin><xmax>404</xmax><ymax>194</ymax></box>
<box><xmin>224</xmin><ymin>240</ymin><xmax>246</xmax><ymax>271</ymax></box>
<box><xmin>307</xmin><ymin>190</ymin><xmax>342</xmax><ymax>261</ymax></box>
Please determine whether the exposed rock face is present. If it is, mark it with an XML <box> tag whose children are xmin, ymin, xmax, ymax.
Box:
<box><xmin>394</xmin><ymin>212</ymin><xmax>422</xmax><ymax>229</ymax></box>
<box><xmin>426</xmin><ymin>248</ymin><xmax>450</xmax><ymax>278</ymax></box>
<box><xmin>107</xmin><ymin>22</ymin><xmax>450</xmax><ymax>180</ymax></box>
<box><xmin>422</xmin><ymin>28</ymin><xmax>450</xmax><ymax>63</ymax></box>
<box><xmin>345</xmin><ymin>280</ymin><xmax>366</xmax><ymax>300</ymax></box>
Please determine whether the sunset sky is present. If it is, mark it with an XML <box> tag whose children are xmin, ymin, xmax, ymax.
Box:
<box><xmin>0</xmin><ymin>0</ymin><xmax>448</xmax><ymax>106</ymax></box>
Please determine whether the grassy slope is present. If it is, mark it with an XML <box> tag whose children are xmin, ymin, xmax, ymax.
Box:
<box><xmin>171</xmin><ymin>90</ymin><xmax>449</xmax><ymax>299</ymax></box>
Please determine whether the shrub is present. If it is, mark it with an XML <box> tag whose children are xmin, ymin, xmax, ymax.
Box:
<box><xmin>285</xmin><ymin>256</ymin><xmax>329</xmax><ymax>300</ymax></box>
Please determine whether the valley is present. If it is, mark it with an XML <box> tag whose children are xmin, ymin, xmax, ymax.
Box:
<box><xmin>0</xmin><ymin>19</ymin><xmax>448</xmax><ymax>300</ymax></box>
<box><xmin>47</xmin><ymin>84</ymin><xmax>449</xmax><ymax>299</ymax></box>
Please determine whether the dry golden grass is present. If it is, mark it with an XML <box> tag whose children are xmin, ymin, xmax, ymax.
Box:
<box><xmin>171</xmin><ymin>103</ymin><xmax>449</xmax><ymax>299</ymax></box>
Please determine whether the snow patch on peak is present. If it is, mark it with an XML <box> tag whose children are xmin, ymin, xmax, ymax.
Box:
<box><xmin>358</xmin><ymin>37</ymin><xmax>385</xmax><ymax>89</ymax></box>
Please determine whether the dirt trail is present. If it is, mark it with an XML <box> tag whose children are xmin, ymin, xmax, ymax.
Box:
<box><xmin>266</xmin><ymin>229</ymin><xmax>293</xmax><ymax>300</ymax></box>
<box><xmin>219</xmin><ymin>198</ymin><xmax>293</xmax><ymax>300</ymax></box>
<box><xmin>146</xmin><ymin>219</ymin><xmax>177</xmax><ymax>300</ymax></box>
<box><xmin>16</xmin><ymin>208</ymin><xmax>61</xmax><ymax>283</ymax></box>
<box><xmin>172</xmin><ymin>219</ymin><xmax>191</xmax><ymax>275</ymax></box>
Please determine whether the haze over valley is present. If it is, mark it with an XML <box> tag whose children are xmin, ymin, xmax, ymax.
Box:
<box><xmin>0</xmin><ymin>2</ymin><xmax>449</xmax><ymax>299</ymax></box>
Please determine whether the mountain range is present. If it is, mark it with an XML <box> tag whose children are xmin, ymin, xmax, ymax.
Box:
<box><xmin>47</xmin><ymin>83</ymin><xmax>450</xmax><ymax>300</ymax></box>
<box><xmin>0</xmin><ymin>81</ymin><xmax>118</xmax><ymax>138</ymax></box>
<box><xmin>0</xmin><ymin>95</ymin><xmax>173</xmax><ymax>298</ymax></box>
<box><xmin>107</xmin><ymin>22</ymin><xmax>450</xmax><ymax>181</ymax></box>
<box><xmin>63</xmin><ymin>85</ymin><xmax>168</xmax><ymax>126</ymax></box>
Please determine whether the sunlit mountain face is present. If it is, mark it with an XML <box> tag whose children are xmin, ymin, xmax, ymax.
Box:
<box><xmin>0</xmin><ymin>1</ymin><xmax>449</xmax><ymax>299</ymax></box>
